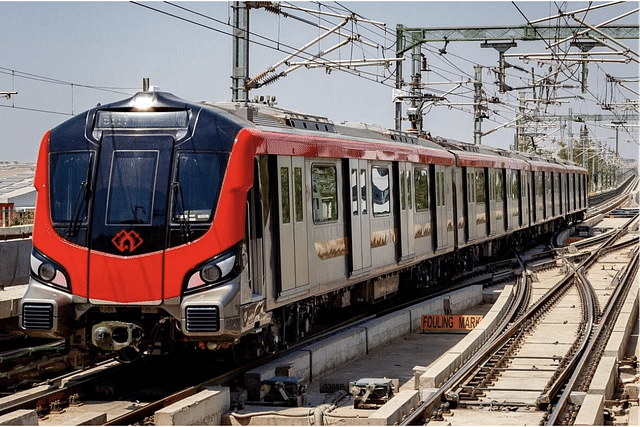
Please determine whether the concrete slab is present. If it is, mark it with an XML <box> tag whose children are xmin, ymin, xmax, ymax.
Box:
<box><xmin>480</xmin><ymin>390</ymin><xmax>544</xmax><ymax>404</ymax></box>
<box><xmin>0</xmin><ymin>409</ymin><xmax>37</xmax><ymax>426</ymax></box>
<box><xmin>155</xmin><ymin>386</ymin><xmax>229</xmax><ymax>426</ymax></box>
<box><xmin>0</xmin><ymin>239</ymin><xmax>32</xmax><ymax>288</ymax></box>
<box><xmin>604</xmin><ymin>330</ymin><xmax>626</xmax><ymax>358</ymax></box>
<box><xmin>365</xmin><ymin>310</ymin><xmax>411</xmax><ymax>352</ymax></box>
<box><xmin>574</xmin><ymin>393</ymin><xmax>604</xmax><ymax>426</ymax></box>
<box><xmin>367</xmin><ymin>390</ymin><xmax>419</xmax><ymax>426</ymax></box>
<box><xmin>0</xmin><ymin>285</ymin><xmax>27</xmax><ymax>320</ymax></box>
<box><xmin>589</xmin><ymin>356</ymin><xmax>617</xmax><ymax>397</ymax></box>
<box><xmin>303</xmin><ymin>327</ymin><xmax>367</xmax><ymax>382</ymax></box>
<box><xmin>54</xmin><ymin>412</ymin><xmax>106</xmax><ymax>426</ymax></box>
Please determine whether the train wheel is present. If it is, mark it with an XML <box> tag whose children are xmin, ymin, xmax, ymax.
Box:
<box><xmin>263</xmin><ymin>325</ymin><xmax>280</xmax><ymax>355</ymax></box>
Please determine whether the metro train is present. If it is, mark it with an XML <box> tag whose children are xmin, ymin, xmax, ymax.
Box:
<box><xmin>19</xmin><ymin>90</ymin><xmax>588</xmax><ymax>361</ymax></box>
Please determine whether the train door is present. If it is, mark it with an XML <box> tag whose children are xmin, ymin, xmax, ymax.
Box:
<box><xmin>88</xmin><ymin>134</ymin><xmax>173</xmax><ymax>303</ymax></box>
<box><xmin>433</xmin><ymin>165</ymin><xmax>447</xmax><ymax>250</ymax></box>
<box><xmin>276</xmin><ymin>156</ymin><xmax>308</xmax><ymax>294</ymax></box>
<box><xmin>246</xmin><ymin>159</ymin><xmax>264</xmax><ymax>300</ymax></box>
<box><xmin>398</xmin><ymin>162</ymin><xmax>415</xmax><ymax>262</ymax></box>
<box><xmin>348</xmin><ymin>159</ymin><xmax>372</xmax><ymax>275</ymax></box>
<box><xmin>465</xmin><ymin>168</ymin><xmax>477</xmax><ymax>242</ymax></box>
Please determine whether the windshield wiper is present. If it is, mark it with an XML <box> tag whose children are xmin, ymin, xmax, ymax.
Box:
<box><xmin>68</xmin><ymin>180</ymin><xmax>89</xmax><ymax>237</ymax></box>
<box><xmin>172</xmin><ymin>182</ymin><xmax>192</xmax><ymax>242</ymax></box>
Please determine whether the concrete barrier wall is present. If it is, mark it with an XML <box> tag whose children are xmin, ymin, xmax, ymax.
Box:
<box><xmin>0</xmin><ymin>238</ymin><xmax>31</xmax><ymax>287</ymax></box>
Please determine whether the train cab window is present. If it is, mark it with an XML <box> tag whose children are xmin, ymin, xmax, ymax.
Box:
<box><xmin>50</xmin><ymin>152</ymin><xmax>93</xmax><ymax>223</ymax></box>
<box><xmin>372</xmin><ymin>166</ymin><xmax>390</xmax><ymax>216</ymax></box>
<box><xmin>173</xmin><ymin>152</ymin><xmax>225</xmax><ymax>223</ymax></box>
<box><xmin>280</xmin><ymin>167</ymin><xmax>291</xmax><ymax>224</ymax></box>
<box><xmin>414</xmin><ymin>168</ymin><xmax>429</xmax><ymax>211</ymax></box>
<box><xmin>312</xmin><ymin>165</ymin><xmax>338</xmax><ymax>222</ymax></box>
<box><xmin>475</xmin><ymin>170</ymin><xmax>485</xmax><ymax>204</ymax></box>
<box><xmin>107</xmin><ymin>151</ymin><xmax>157</xmax><ymax>225</ymax></box>
<box><xmin>294</xmin><ymin>167</ymin><xmax>303</xmax><ymax>222</ymax></box>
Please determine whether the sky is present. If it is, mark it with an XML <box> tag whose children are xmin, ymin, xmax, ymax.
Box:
<box><xmin>0</xmin><ymin>1</ymin><xmax>638</xmax><ymax>163</ymax></box>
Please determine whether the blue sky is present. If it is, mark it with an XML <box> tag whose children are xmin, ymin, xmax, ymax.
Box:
<box><xmin>0</xmin><ymin>1</ymin><xmax>637</xmax><ymax>162</ymax></box>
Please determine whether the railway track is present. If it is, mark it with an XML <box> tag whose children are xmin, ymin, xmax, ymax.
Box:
<box><xmin>401</xmin><ymin>209</ymin><xmax>638</xmax><ymax>425</ymax></box>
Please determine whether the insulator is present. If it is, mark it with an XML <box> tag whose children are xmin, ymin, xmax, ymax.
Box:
<box><xmin>261</xmin><ymin>72</ymin><xmax>285</xmax><ymax>87</ymax></box>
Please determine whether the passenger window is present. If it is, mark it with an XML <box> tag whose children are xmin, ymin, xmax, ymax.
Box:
<box><xmin>414</xmin><ymin>168</ymin><xmax>429</xmax><ymax>211</ymax></box>
<box><xmin>407</xmin><ymin>171</ymin><xmax>412</xmax><ymax>210</ymax></box>
<box><xmin>280</xmin><ymin>167</ymin><xmax>290</xmax><ymax>224</ymax></box>
<box><xmin>351</xmin><ymin>168</ymin><xmax>358</xmax><ymax>215</ymax></box>
<box><xmin>372</xmin><ymin>166</ymin><xmax>390</xmax><ymax>216</ymax></box>
<box><xmin>312</xmin><ymin>165</ymin><xmax>338</xmax><ymax>222</ymax></box>
<box><xmin>400</xmin><ymin>171</ymin><xmax>406</xmax><ymax>210</ymax></box>
<box><xmin>439</xmin><ymin>171</ymin><xmax>445</xmax><ymax>207</ymax></box>
<box><xmin>496</xmin><ymin>171</ymin><xmax>503</xmax><ymax>202</ymax></box>
<box><xmin>467</xmin><ymin>172</ymin><xmax>474</xmax><ymax>204</ymax></box>
<box><xmin>360</xmin><ymin>169</ymin><xmax>367</xmax><ymax>215</ymax></box>
<box><xmin>476</xmin><ymin>170</ymin><xmax>485</xmax><ymax>204</ymax></box>
<box><xmin>294</xmin><ymin>167</ymin><xmax>303</xmax><ymax>222</ymax></box>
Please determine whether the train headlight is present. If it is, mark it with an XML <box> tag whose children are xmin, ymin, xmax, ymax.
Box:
<box><xmin>38</xmin><ymin>263</ymin><xmax>56</xmax><ymax>282</ymax></box>
<box><xmin>185</xmin><ymin>245</ymin><xmax>241</xmax><ymax>293</ymax></box>
<box><xmin>31</xmin><ymin>247</ymin><xmax>70</xmax><ymax>290</ymax></box>
<box><xmin>200</xmin><ymin>264</ymin><xmax>222</xmax><ymax>283</ymax></box>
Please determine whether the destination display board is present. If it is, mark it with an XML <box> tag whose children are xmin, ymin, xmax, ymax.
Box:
<box><xmin>420</xmin><ymin>314</ymin><xmax>484</xmax><ymax>333</ymax></box>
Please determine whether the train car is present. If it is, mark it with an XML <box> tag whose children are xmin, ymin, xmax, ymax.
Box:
<box><xmin>19</xmin><ymin>90</ymin><xmax>587</xmax><ymax>362</ymax></box>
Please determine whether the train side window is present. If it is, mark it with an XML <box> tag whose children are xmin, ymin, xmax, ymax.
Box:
<box><xmin>475</xmin><ymin>170</ymin><xmax>485</xmax><ymax>204</ymax></box>
<box><xmin>294</xmin><ymin>167</ymin><xmax>303</xmax><ymax>222</ymax></box>
<box><xmin>407</xmin><ymin>170</ymin><xmax>412</xmax><ymax>210</ymax></box>
<box><xmin>280</xmin><ymin>167</ymin><xmax>290</xmax><ymax>224</ymax></box>
<box><xmin>495</xmin><ymin>171</ymin><xmax>503</xmax><ymax>202</ymax></box>
<box><xmin>511</xmin><ymin>170</ymin><xmax>519</xmax><ymax>199</ymax></box>
<box><xmin>536</xmin><ymin>173</ymin><xmax>543</xmax><ymax>196</ymax></box>
<box><xmin>351</xmin><ymin>168</ymin><xmax>358</xmax><ymax>215</ymax></box>
<box><xmin>400</xmin><ymin>171</ymin><xmax>406</xmax><ymax>210</ymax></box>
<box><xmin>312</xmin><ymin>165</ymin><xmax>338</xmax><ymax>222</ymax></box>
<box><xmin>372</xmin><ymin>166</ymin><xmax>390</xmax><ymax>216</ymax></box>
<box><xmin>360</xmin><ymin>169</ymin><xmax>367</xmax><ymax>215</ymax></box>
<box><xmin>467</xmin><ymin>171</ymin><xmax>475</xmax><ymax>204</ymax></box>
<box><xmin>437</xmin><ymin>171</ymin><xmax>445</xmax><ymax>207</ymax></box>
<box><xmin>415</xmin><ymin>168</ymin><xmax>429</xmax><ymax>211</ymax></box>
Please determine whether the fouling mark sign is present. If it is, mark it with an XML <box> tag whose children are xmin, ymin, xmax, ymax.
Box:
<box><xmin>420</xmin><ymin>314</ymin><xmax>484</xmax><ymax>333</ymax></box>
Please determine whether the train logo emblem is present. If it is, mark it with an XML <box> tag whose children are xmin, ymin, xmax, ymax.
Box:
<box><xmin>111</xmin><ymin>230</ymin><xmax>143</xmax><ymax>253</ymax></box>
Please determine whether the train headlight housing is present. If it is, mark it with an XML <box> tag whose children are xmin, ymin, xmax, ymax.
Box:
<box><xmin>30</xmin><ymin>247</ymin><xmax>70</xmax><ymax>291</ymax></box>
<box><xmin>185</xmin><ymin>245</ymin><xmax>241</xmax><ymax>293</ymax></box>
